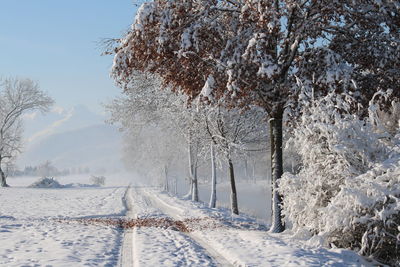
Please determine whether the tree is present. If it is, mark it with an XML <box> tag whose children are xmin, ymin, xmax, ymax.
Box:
<box><xmin>90</xmin><ymin>175</ymin><xmax>106</xmax><ymax>186</ymax></box>
<box><xmin>106</xmin><ymin>72</ymin><xmax>206</xmax><ymax>199</ymax></box>
<box><xmin>203</xmin><ymin>104</ymin><xmax>267</xmax><ymax>214</ymax></box>
<box><xmin>106</xmin><ymin>73</ymin><xmax>182</xmax><ymax>186</ymax></box>
<box><xmin>0</xmin><ymin>78</ymin><xmax>53</xmax><ymax>187</ymax></box>
<box><xmin>111</xmin><ymin>0</ymin><xmax>399</xmax><ymax>232</ymax></box>
<box><xmin>208</xmin><ymin>141</ymin><xmax>217</xmax><ymax>208</ymax></box>
<box><xmin>36</xmin><ymin>160</ymin><xmax>59</xmax><ymax>178</ymax></box>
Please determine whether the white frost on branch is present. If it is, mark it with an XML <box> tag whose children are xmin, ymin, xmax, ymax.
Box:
<box><xmin>134</xmin><ymin>2</ymin><xmax>157</xmax><ymax>32</ymax></box>
<box><xmin>279</xmin><ymin>91</ymin><xmax>400</xmax><ymax>261</ymax></box>
<box><xmin>200</xmin><ymin>75</ymin><xmax>215</xmax><ymax>100</ymax></box>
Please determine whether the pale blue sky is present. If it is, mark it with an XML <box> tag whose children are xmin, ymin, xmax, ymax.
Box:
<box><xmin>0</xmin><ymin>0</ymin><xmax>137</xmax><ymax>113</ymax></box>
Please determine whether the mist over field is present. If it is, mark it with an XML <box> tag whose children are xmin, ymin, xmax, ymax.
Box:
<box><xmin>18</xmin><ymin>105</ymin><xmax>123</xmax><ymax>174</ymax></box>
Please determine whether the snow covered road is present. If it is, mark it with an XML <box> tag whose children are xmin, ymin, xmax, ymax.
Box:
<box><xmin>120</xmin><ymin>186</ymin><xmax>221</xmax><ymax>266</ymax></box>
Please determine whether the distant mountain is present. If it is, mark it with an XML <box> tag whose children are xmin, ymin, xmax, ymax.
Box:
<box><xmin>22</xmin><ymin>105</ymin><xmax>105</xmax><ymax>144</ymax></box>
<box><xmin>18</xmin><ymin>105</ymin><xmax>123</xmax><ymax>172</ymax></box>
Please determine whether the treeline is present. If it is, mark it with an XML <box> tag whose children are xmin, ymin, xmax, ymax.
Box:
<box><xmin>7</xmin><ymin>161</ymin><xmax>91</xmax><ymax>178</ymax></box>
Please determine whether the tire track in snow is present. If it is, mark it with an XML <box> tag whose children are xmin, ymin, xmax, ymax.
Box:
<box><xmin>127</xmin><ymin>186</ymin><xmax>221</xmax><ymax>266</ymax></box>
<box><xmin>141</xmin><ymin>188</ymin><xmax>234</xmax><ymax>267</ymax></box>
<box><xmin>119</xmin><ymin>185</ymin><xmax>137</xmax><ymax>267</ymax></box>
<box><xmin>120</xmin><ymin>186</ymin><xmax>229</xmax><ymax>266</ymax></box>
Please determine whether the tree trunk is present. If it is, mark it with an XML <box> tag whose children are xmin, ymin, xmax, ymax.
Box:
<box><xmin>164</xmin><ymin>165</ymin><xmax>169</xmax><ymax>192</ymax></box>
<box><xmin>244</xmin><ymin>158</ymin><xmax>249</xmax><ymax>181</ymax></box>
<box><xmin>192</xmin><ymin>164</ymin><xmax>199</xmax><ymax>202</ymax></box>
<box><xmin>228</xmin><ymin>158</ymin><xmax>239</xmax><ymax>215</ymax></box>
<box><xmin>252</xmin><ymin>160</ymin><xmax>256</xmax><ymax>183</ymax></box>
<box><xmin>174</xmin><ymin>175</ymin><xmax>178</xmax><ymax>195</ymax></box>
<box><xmin>187</xmin><ymin>177</ymin><xmax>193</xmax><ymax>198</ymax></box>
<box><xmin>0</xmin><ymin>163</ymin><xmax>8</xmax><ymax>187</ymax></box>
<box><xmin>269</xmin><ymin>107</ymin><xmax>285</xmax><ymax>233</ymax></box>
<box><xmin>187</xmin><ymin>139</ymin><xmax>199</xmax><ymax>202</ymax></box>
<box><xmin>186</xmin><ymin>142</ymin><xmax>194</xmax><ymax>198</ymax></box>
<box><xmin>209</xmin><ymin>142</ymin><xmax>217</xmax><ymax>208</ymax></box>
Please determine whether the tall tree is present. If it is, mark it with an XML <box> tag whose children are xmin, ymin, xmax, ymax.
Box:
<box><xmin>204</xmin><ymin>105</ymin><xmax>267</xmax><ymax>214</ymax></box>
<box><xmin>0</xmin><ymin>78</ymin><xmax>53</xmax><ymax>187</ymax></box>
<box><xmin>111</xmin><ymin>0</ymin><xmax>399</xmax><ymax>232</ymax></box>
<box><xmin>106</xmin><ymin>72</ymin><xmax>207</xmax><ymax>199</ymax></box>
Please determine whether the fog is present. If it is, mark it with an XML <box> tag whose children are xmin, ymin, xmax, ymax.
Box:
<box><xmin>13</xmin><ymin>102</ymin><xmax>274</xmax><ymax>223</ymax></box>
<box><xmin>13</xmin><ymin>105</ymin><xmax>123</xmax><ymax>177</ymax></box>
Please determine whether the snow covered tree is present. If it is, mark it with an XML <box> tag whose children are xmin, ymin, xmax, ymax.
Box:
<box><xmin>208</xmin><ymin>141</ymin><xmax>217</xmax><ymax>208</ymax></box>
<box><xmin>203</xmin><ymin>104</ymin><xmax>267</xmax><ymax>214</ymax></box>
<box><xmin>106</xmin><ymin>71</ymin><xmax>207</xmax><ymax>199</ymax></box>
<box><xmin>0</xmin><ymin>78</ymin><xmax>53</xmax><ymax>187</ymax></box>
<box><xmin>123</xmin><ymin>124</ymin><xmax>184</xmax><ymax>189</ymax></box>
<box><xmin>36</xmin><ymin>160</ymin><xmax>58</xmax><ymax>178</ymax></box>
<box><xmin>111</xmin><ymin>0</ymin><xmax>399</xmax><ymax>232</ymax></box>
<box><xmin>106</xmin><ymin>72</ymin><xmax>181</xmax><ymax>185</ymax></box>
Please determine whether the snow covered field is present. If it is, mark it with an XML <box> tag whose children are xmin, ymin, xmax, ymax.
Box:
<box><xmin>0</xmin><ymin>184</ymin><xmax>126</xmax><ymax>266</ymax></box>
<box><xmin>198</xmin><ymin>181</ymin><xmax>271</xmax><ymax>223</ymax></box>
<box><xmin>0</xmin><ymin>175</ymin><xmax>373</xmax><ymax>266</ymax></box>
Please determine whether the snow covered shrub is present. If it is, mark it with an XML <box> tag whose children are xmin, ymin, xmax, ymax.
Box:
<box><xmin>279</xmin><ymin>92</ymin><xmax>400</xmax><ymax>265</ymax></box>
<box><xmin>369</xmin><ymin>90</ymin><xmax>400</xmax><ymax>138</ymax></box>
<box><xmin>29</xmin><ymin>177</ymin><xmax>64</xmax><ymax>188</ymax></box>
<box><xmin>90</xmin><ymin>175</ymin><xmax>106</xmax><ymax>186</ymax></box>
<box><xmin>330</xmin><ymin>157</ymin><xmax>400</xmax><ymax>264</ymax></box>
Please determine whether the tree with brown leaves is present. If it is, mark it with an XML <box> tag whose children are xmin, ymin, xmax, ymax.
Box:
<box><xmin>111</xmin><ymin>0</ymin><xmax>399</xmax><ymax>233</ymax></box>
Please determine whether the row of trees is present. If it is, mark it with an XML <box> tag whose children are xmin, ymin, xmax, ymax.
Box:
<box><xmin>7</xmin><ymin>161</ymin><xmax>91</xmax><ymax>178</ymax></box>
<box><xmin>106</xmin><ymin>72</ymin><xmax>268</xmax><ymax>214</ymax></box>
<box><xmin>109</xmin><ymin>0</ymin><xmax>399</xmax><ymax>233</ymax></box>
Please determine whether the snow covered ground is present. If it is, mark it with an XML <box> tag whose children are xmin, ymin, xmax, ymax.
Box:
<box><xmin>198</xmin><ymin>181</ymin><xmax>271</xmax><ymax>223</ymax></box>
<box><xmin>140</xmin><ymin>188</ymin><xmax>373</xmax><ymax>267</ymax></box>
<box><xmin>0</xmin><ymin>185</ymin><xmax>126</xmax><ymax>266</ymax></box>
<box><xmin>0</xmin><ymin>175</ymin><xmax>374</xmax><ymax>266</ymax></box>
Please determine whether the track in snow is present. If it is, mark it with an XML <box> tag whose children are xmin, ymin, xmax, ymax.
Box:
<box><xmin>119</xmin><ymin>185</ymin><xmax>136</xmax><ymax>267</ymax></box>
<box><xmin>142</xmin><ymin>189</ymin><xmax>234</xmax><ymax>267</ymax></box>
<box><xmin>119</xmin><ymin>186</ymin><xmax>231</xmax><ymax>267</ymax></box>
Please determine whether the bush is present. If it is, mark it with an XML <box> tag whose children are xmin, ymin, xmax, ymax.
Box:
<box><xmin>279</xmin><ymin>92</ymin><xmax>400</xmax><ymax>265</ymax></box>
<box><xmin>90</xmin><ymin>175</ymin><xmax>106</xmax><ymax>186</ymax></box>
<box><xmin>29</xmin><ymin>177</ymin><xmax>64</xmax><ymax>188</ymax></box>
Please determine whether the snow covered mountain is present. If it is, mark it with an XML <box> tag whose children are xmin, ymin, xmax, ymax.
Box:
<box><xmin>22</xmin><ymin>105</ymin><xmax>105</xmax><ymax>143</ymax></box>
<box><xmin>17</xmin><ymin>105</ymin><xmax>123</xmax><ymax>172</ymax></box>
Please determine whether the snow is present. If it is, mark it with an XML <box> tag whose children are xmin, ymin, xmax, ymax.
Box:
<box><xmin>200</xmin><ymin>75</ymin><xmax>215</xmax><ymax>100</ymax></box>
<box><xmin>134</xmin><ymin>2</ymin><xmax>157</xmax><ymax>32</ymax></box>
<box><xmin>198</xmin><ymin>181</ymin><xmax>271</xmax><ymax>223</ymax></box>
<box><xmin>126</xmin><ymin>187</ymin><xmax>218</xmax><ymax>266</ymax></box>
<box><xmin>279</xmin><ymin>92</ymin><xmax>400</xmax><ymax>263</ymax></box>
<box><xmin>141</xmin><ymin>187</ymin><xmax>373</xmax><ymax>266</ymax></box>
<box><xmin>257</xmin><ymin>63</ymin><xmax>278</xmax><ymax>78</ymax></box>
<box><xmin>0</xmin><ymin>178</ymin><xmax>126</xmax><ymax>266</ymax></box>
<box><xmin>0</xmin><ymin>175</ymin><xmax>373</xmax><ymax>266</ymax></box>
<box><xmin>180</xmin><ymin>28</ymin><xmax>193</xmax><ymax>51</ymax></box>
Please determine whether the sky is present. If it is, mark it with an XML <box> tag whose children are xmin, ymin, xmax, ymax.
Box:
<box><xmin>0</xmin><ymin>0</ymin><xmax>138</xmax><ymax>113</ymax></box>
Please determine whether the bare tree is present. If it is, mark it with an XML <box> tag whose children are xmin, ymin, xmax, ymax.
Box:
<box><xmin>204</xmin><ymin>105</ymin><xmax>267</xmax><ymax>214</ymax></box>
<box><xmin>36</xmin><ymin>160</ymin><xmax>58</xmax><ymax>178</ymax></box>
<box><xmin>0</xmin><ymin>78</ymin><xmax>53</xmax><ymax>187</ymax></box>
<box><xmin>106</xmin><ymin>71</ymin><xmax>207</xmax><ymax>201</ymax></box>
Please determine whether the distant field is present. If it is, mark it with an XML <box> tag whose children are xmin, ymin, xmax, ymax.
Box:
<box><xmin>198</xmin><ymin>181</ymin><xmax>271</xmax><ymax>224</ymax></box>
